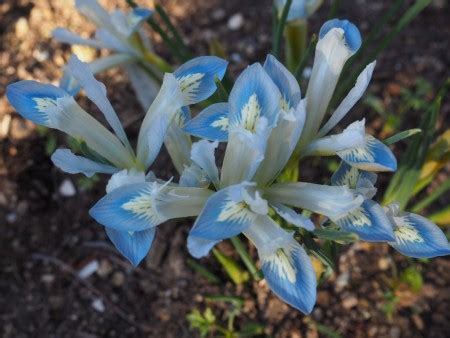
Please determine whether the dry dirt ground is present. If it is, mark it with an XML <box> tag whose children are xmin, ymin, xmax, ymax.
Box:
<box><xmin>0</xmin><ymin>0</ymin><xmax>449</xmax><ymax>337</ymax></box>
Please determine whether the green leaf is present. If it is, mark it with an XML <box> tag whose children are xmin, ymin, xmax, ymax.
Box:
<box><xmin>239</xmin><ymin>322</ymin><xmax>265</xmax><ymax>337</ymax></box>
<box><xmin>313</xmin><ymin>228</ymin><xmax>359</xmax><ymax>243</ymax></box>
<box><xmin>272</xmin><ymin>0</ymin><xmax>292</xmax><ymax>58</ymax></box>
<box><xmin>315</xmin><ymin>323</ymin><xmax>343</xmax><ymax>338</ymax></box>
<box><xmin>186</xmin><ymin>259</ymin><xmax>221</xmax><ymax>284</ymax></box>
<box><xmin>294</xmin><ymin>33</ymin><xmax>318</xmax><ymax>81</ymax></box>
<box><xmin>206</xmin><ymin>295</ymin><xmax>244</xmax><ymax>309</ymax></box>
<box><xmin>411</xmin><ymin>178</ymin><xmax>450</xmax><ymax>213</ymax></box>
<box><xmin>230</xmin><ymin>236</ymin><xmax>262</xmax><ymax>281</ymax></box>
<box><xmin>400</xmin><ymin>266</ymin><xmax>423</xmax><ymax>292</ymax></box>
<box><xmin>383</xmin><ymin>128</ymin><xmax>422</xmax><ymax>145</ymax></box>
<box><xmin>212</xmin><ymin>248</ymin><xmax>250</xmax><ymax>285</ymax></box>
<box><xmin>428</xmin><ymin>205</ymin><xmax>450</xmax><ymax>226</ymax></box>
<box><xmin>187</xmin><ymin>308</ymin><xmax>216</xmax><ymax>338</ymax></box>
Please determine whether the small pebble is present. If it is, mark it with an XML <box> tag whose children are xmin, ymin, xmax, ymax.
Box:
<box><xmin>227</xmin><ymin>13</ymin><xmax>244</xmax><ymax>30</ymax></box>
<box><xmin>59</xmin><ymin>179</ymin><xmax>76</xmax><ymax>197</ymax></box>
<box><xmin>212</xmin><ymin>8</ymin><xmax>226</xmax><ymax>20</ymax></box>
<box><xmin>91</xmin><ymin>298</ymin><xmax>105</xmax><ymax>313</ymax></box>
<box><xmin>78</xmin><ymin>260</ymin><xmax>99</xmax><ymax>279</ymax></box>
<box><xmin>342</xmin><ymin>295</ymin><xmax>358</xmax><ymax>309</ymax></box>
<box><xmin>112</xmin><ymin>271</ymin><xmax>125</xmax><ymax>287</ymax></box>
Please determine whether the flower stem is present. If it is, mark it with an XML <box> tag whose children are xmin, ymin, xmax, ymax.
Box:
<box><xmin>230</xmin><ymin>236</ymin><xmax>262</xmax><ymax>281</ymax></box>
<box><xmin>284</xmin><ymin>19</ymin><xmax>308</xmax><ymax>72</ymax></box>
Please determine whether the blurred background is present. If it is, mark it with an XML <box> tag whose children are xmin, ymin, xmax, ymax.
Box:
<box><xmin>0</xmin><ymin>0</ymin><xmax>449</xmax><ymax>337</ymax></box>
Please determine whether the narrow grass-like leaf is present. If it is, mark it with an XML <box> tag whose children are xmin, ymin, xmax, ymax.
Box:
<box><xmin>429</xmin><ymin>206</ymin><xmax>450</xmax><ymax>226</ymax></box>
<box><xmin>212</xmin><ymin>248</ymin><xmax>250</xmax><ymax>285</ymax></box>
<box><xmin>313</xmin><ymin>228</ymin><xmax>359</xmax><ymax>243</ymax></box>
<box><xmin>230</xmin><ymin>236</ymin><xmax>262</xmax><ymax>281</ymax></box>
<box><xmin>383</xmin><ymin>128</ymin><xmax>422</xmax><ymax>145</ymax></box>
<box><xmin>187</xmin><ymin>258</ymin><xmax>221</xmax><ymax>284</ymax></box>
<box><xmin>411</xmin><ymin>178</ymin><xmax>450</xmax><ymax>213</ymax></box>
<box><xmin>294</xmin><ymin>34</ymin><xmax>318</xmax><ymax>81</ymax></box>
<box><xmin>273</xmin><ymin>0</ymin><xmax>293</xmax><ymax>58</ymax></box>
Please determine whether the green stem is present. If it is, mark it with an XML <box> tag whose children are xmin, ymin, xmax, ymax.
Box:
<box><xmin>273</xmin><ymin>0</ymin><xmax>293</xmax><ymax>58</ymax></box>
<box><xmin>294</xmin><ymin>33</ymin><xmax>318</xmax><ymax>81</ymax></box>
<box><xmin>230</xmin><ymin>237</ymin><xmax>262</xmax><ymax>281</ymax></box>
<box><xmin>284</xmin><ymin>19</ymin><xmax>308</xmax><ymax>72</ymax></box>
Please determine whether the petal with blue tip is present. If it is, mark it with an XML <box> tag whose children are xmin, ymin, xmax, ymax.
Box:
<box><xmin>244</xmin><ymin>216</ymin><xmax>316</xmax><ymax>314</ymax></box>
<box><xmin>319</xmin><ymin>19</ymin><xmax>362</xmax><ymax>53</ymax></box>
<box><xmin>6</xmin><ymin>80</ymin><xmax>69</xmax><ymax>128</ymax></box>
<box><xmin>187</xmin><ymin>236</ymin><xmax>220</xmax><ymax>258</ymax></box>
<box><xmin>188</xmin><ymin>183</ymin><xmax>267</xmax><ymax>242</ymax></box>
<box><xmin>174</xmin><ymin>56</ymin><xmax>228</xmax><ymax>105</ymax></box>
<box><xmin>389</xmin><ymin>212</ymin><xmax>450</xmax><ymax>258</ymax></box>
<box><xmin>105</xmin><ymin>227</ymin><xmax>155</xmax><ymax>266</ymax></box>
<box><xmin>263</xmin><ymin>54</ymin><xmax>301</xmax><ymax>110</ymax></box>
<box><xmin>90</xmin><ymin>182</ymin><xmax>167</xmax><ymax>232</ymax></box>
<box><xmin>337</xmin><ymin>135</ymin><xmax>398</xmax><ymax>172</ymax></box>
<box><xmin>51</xmin><ymin>149</ymin><xmax>119</xmax><ymax>177</ymax></box>
<box><xmin>228</xmin><ymin>63</ymin><xmax>280</xmax><ymax>131</ymax></box>
<box><xmin>334</xmin><ymin>199</ymin><xmax>395</xmax><ymax>242</ymax></box>
<box><xmin>183</xmin><ymin>103</ymin><xmax>229</xmax><ymax>141</ymax></box>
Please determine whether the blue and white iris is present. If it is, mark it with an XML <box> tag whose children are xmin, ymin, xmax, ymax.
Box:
<box><xmin>183</xmin><ymin>55</ymin><xmax>364</xmax><ymax>314</ymax></box>
<box><xmin>6</xmin><ymin>54</ymin><xmax>227</xmax><ymax>266</ymax></box>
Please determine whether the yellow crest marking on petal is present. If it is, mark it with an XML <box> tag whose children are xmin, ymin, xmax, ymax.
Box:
<box><xmin>121</xmin><ymin>186</ymin><xmax>162</xmax><ymax>223</ymax></box>
<box><xmin>266</xmin><ymin>247</ymin><xmax>297</xmax><ymax>284</ymax></box>
<box><xmin>33</xmin><ymin>97</ymin><xmax>58</xmax><ymax>113</ymax></box>
<box><xmin>210</xmin><ymin>116</ymin><xmax>229</xmax><ymax>131</ymax></box>
<box><xmin>394</xmin><ymin>217</ymin><xmax>424</xmax><ymax>245</ymax></box>
<box><xmin>240</xmin><ymin>93</ymin><xmax>262</xmax><ymax>132</ymax></box>
<box><xmin>218</xmin><ymin>199</ymin><xmax>254</xmax><ymax>223</ymax></box>
<box><xmin>342</xmin><ymin>207</ymin><xmax>371</xmax><ymax>227</ymax></box>
<box><xmin>177</xmin><ymin>72</ymin><xmax>205</xmax><ymax>102</ymax></box>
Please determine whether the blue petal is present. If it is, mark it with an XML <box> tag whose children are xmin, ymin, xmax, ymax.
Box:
<box><xmin>105</xmin><ymin>227</ymin><xmax>156</xmax><ymax>266</ymax></box>
<box><xmin>335</xmin><ymin>199</ymin><xmax>395</xmax><ymax>242</ymax></box>
<box><xmin>59</xmin><ymin>71</ymin><xmax>82</xmax><ymax>96</ymax></box>
<box><xmin>319</xmin><ymin>19</ymin><xmax>362</xmax><ymax>52</ymax></box>
<box><xmin>6</xmin><ymin>80</ymin><xmax>69</xmax><ymax>127</ymax></box>
<box><xmin>51</xmin><ymin>148</ymin><xmax>119</xmax><ymax>177</ymax></box>
<box><xmin>90</xmin><ymin>182</ymin><xmax>166</xmax><ymax>232</ymax></box>
<box><xmin>389</xmin><ymin>213</ymin><xmax>450</xmax><ymax>258</ymax></box>
<box><xmin>261</xmin><ymin>242</ymin><xmax>317</xmax><ymax>314</ymax></box>
<box><xmin>337</xmin><ymin>135</ymin><xmax>398</xmax><ymax>172</ymax></box>
<box><xmin>263</xmin><ymin>54</ymin><xmax>301</xmax><ymax>110</ymax></box>
<box><xmin>127</xmin><ymin>7</ymin><xmax>153</xmax><ymax>32</ymax></box>
<box><xmin>188</xmin><ymin>184</ymin><xmax>260</xmax><ymax>242</ymax></box>
<box><xmin>271</xmin><ymin>202</ymin><xmax>315</xmax><ymax>231</ymax></box>
<box><xmin>187</xmin><ymin>236</ymin><xmax>220</xmax><ymax>258</ymax></box>
<box><xmin>331</xmin><ymin>161</ymin><xmax>377</xmax><ymax>188</ymax></box>
<box><xmin>228</xmin><ymin>63</ymin><xmax>280</xmax><ymax>131</ymax></box>
<box><xmin>174</xmin><ymin>56</ymin><xmax>228</xmax><ymax>105</ymax></box>
<box><xmin>183</xmin><ymin>103</ymin><xmax>229</xmax><ymax>141</ymax></box>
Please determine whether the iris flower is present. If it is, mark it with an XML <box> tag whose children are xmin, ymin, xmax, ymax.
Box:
<box><xmin>163</xmin><ymin>55</ymin><xmax>362</xmax><ymax>313</ymax></box>
<box><xmin>6</xmin><ymin>54</ymin><xmax>227</xmax><ymax>265</ymax></box>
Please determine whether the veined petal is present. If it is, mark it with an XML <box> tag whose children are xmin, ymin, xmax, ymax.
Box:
<box><xmin>331</xmin><ymin>161</ymin><xmax>377</xmax><ymax>188</ymax></box>
<box><xmin>51</xmin><ymin>148</ymin><xmax>119</xmax><ymax>177</ymax></box>
<box><xmin>228</xmin><ymin>63</ymin><xmax>280</xmax><ymax>132</ymax></box>
<box><xmin>183</xmin><ymin>103</ymin><xmax>229</xmax><ymax>142</ymax></box>
<box><xmin>220</xmin><ymin>119</ymin><xmax>270</xmax><ymax>187</ymax></box>
<box><xmin>337</xmin><ymin>135</ymin><xmax>397</xmax><ymax>172</ymax></box>
<box><xmin>105</xmin><ymin>169</ymin><xmax>146</xmax><ymax>193</ymax></box>
<box><xmin>174</xmin><ymin>56</ymin><xmax>228</xmax><ymax>105</ymax></box>
<box><xmin>244</xmin><ymin>216</ymin><xmax>317</xmax><ymax>314</ymax></box>
<box><xmin>90</xmin><ymin>182</ymin><xmax>168</xmax><ymax>232</ymax></box>
<box><xmin>188</xmin><ymin>183</ymin><xmax>267</xmax><ymax>242</ymax></box>
<box><xmin>318</xmin><ymin>61</ymin><xmax>376</xmax><ymax>138</ymax></box>
<box><xmin>263</xmin><ymin>54</ymin><xmax>301</xmax><ymax>110</ymax></box>
<box><xmin>334</xmin><ymin>199</ymin><xmax>395</xmax><ymax>242</ymax></box>
<box><xmin>265</xmin><ymin>182</ymin><xmax>364</xmax><ymax>220</ymax></box>
<box><xmin>299</xmin><ymin>20</ymin><xmax>361</xmax><ymax>146</ymax></box>
<box><xmin>165</xmin><ymin>110</ymin><xmax>193</xmax><ymax>175</ymax></box>
<box><xmin>124</xmin><ymin>63</ymin><xmax>160</xmax><ymax>111</ymax></box>
<box><xmin>271</xmin><ymin>202</ymin><xmax>315</xmax><ymax>231</ymax></box>
<box><xmin>386</xmin><ymin>207</ymin><xmax>450</xmax><ymax>258</ymax></box>
<box><xmin>304</xmin><ymin>119</ymin><xmax>366</xmax><ymax>156</ymax></box>
<box><xmin>190</xmin><ymin>140</ymin><xmax>220</xmax><ymax>188</ymax></box>
<box><xmin>137</xmin><ymin>73</ymin><xmax>184</xmax><ymax>168</ymax></box>
<box><xmin>255</xmin><ymin>99</ymin><xmax>306</xmax><ymax>185</ymax></box>
<box><xmin>66</xmin><ymin>55</ymin><xmax>132</xmax><ymax>151</ymax></box>
<box><xmin>105</xmin><ymin>227</ymin><xmax>155</xmax><ymax>266</ymax></box>
<box><xmin>52</xmin><ymin>28</ymin><xmax>106</xmax><ymax>49</ymax></box>
<box><xmin>6</xmin><ymin>80</ymin><xmax>70</xmax><ymax>127</ymax></box>
<box><xmin>6</xmin><ymin>80</ymin><xmax>133</xmax><ymax>168</ymax></box>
